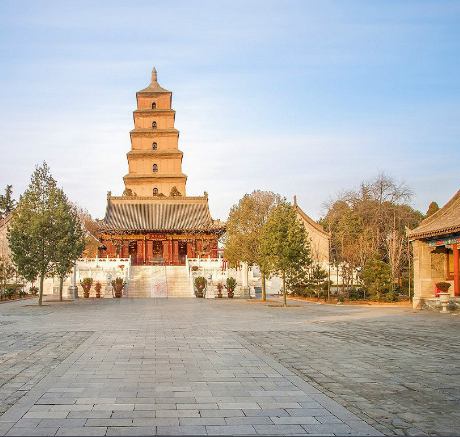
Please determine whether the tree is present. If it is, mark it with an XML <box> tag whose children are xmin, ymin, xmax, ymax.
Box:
<box><xmin>224</xmin><ymin>190</ymin><xmax>280</xmax><ymax>301</ymax></box>
<box><xmin>309</xmin><ymin>264</ymin><xmax>328</xmax><ymax>299</ymax></box>
<box><xmin>8</xmin><ymin>162</ymin><xmax>85</xmax><ymax>306</ymax></box>
<box><xmin>426</xmin><ymin>201</ymin><xmax>439</xmax><ymax>218</ymax></box>
<box><xmin>0</xmin><ymin>256</ymin><xmax>16</xmax><ymax>299</ymax></box>
<box><xmin>0</xmin><ymin>185</ymin><xmax>16</xmax><ymax>220</ymax></box>
<box><xmin>72</xmin><ymin>204</ymin><xmax>100</xmax><ymax>258</ymax></box>
<box><xmin>321</xmin><ymin>173</ymin><xmax>423</xmax><ymax>295</ymax></box>
<box><xmin>261</xmin><ymin>199</ymin><xmax>311</xmax><ymax>307</ymax></box>
<box><xmin>54</xmin><ymin>203</ymin><xmax>86</xmax><ymax>301</ymax></box>
<box><xmin>359</xmin><ymin>254</ymin><xmax>392</xmax><ymax>301</ymax></box>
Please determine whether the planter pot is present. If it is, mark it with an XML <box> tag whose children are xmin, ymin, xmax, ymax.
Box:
<box><xmin>217</xmin><ymin>293</ymin><xmax>223</xmax><ymax>298</ymax></box>
<box><xmin>228</xmin><ymin>292</ymin><xmax>234</xmax><ymax>298</ymax></box>
<box><xmin>438</xmin><ymin>292</ymin><xmax>451</xmax><ymax>313</ymax></box>
<box><xmin>114</xmin><ymin>288</ymin><xmax>123</xmax><ymax>298</ymax></box>
<box><xmin>196</xmin><ymin>291</ymin><xmax>204</xmax><ymax>298</ymax></box>
<box><xmin>96</xmin><ymin>292</ymin><xmax>101</xmax><ymax>298</ymax></box>
<box><xmin>83</xmin><ymin>290</ymin><xmax>89</xmax><ymax>298</ymax></box>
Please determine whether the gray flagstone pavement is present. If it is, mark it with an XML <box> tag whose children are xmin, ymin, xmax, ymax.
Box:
<box><xmin>0</xmin><ymin>296</ymin><xmax>458</xmax><ymax>436</ymax></box>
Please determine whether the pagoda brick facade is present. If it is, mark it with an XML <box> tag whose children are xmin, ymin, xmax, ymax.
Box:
<box><xmin>123</xmin><ymin>68</ymin><xmax>187</xmax><ymax>197</ymax></box>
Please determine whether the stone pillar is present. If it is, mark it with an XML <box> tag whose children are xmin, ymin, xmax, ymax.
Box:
<box><xmin>67</xmin><ymin>263</ymin><xmax>79</xmax><ymax>299</ymax></box>
<box><xmin>411</xmin><ymin>240</ymin><xmax>423</xmax><ymax>309</ymax></box>
<box><xmin>240</xmin><ymin>262</ymin><xmax>250</xmax><ymax>299</ymax></box>
<box><xmin>454</xmin><ymin>243</ymin><xmax>459</xmax><ymax>296</ymax></box>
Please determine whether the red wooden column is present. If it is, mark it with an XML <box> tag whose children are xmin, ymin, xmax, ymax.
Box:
<box><xmin>187</xmin><ymin>243</ymin><xmax>194</xmax><ymax>258</ymax></box>
<box><xmin>162</xmin><ymin>241</ymin><xmax>169</xmax><ymax>263</ymax></box>
<box><xmin>137</xmin><ymin>240</ymin><xmax>143</xmax><ymax>265</ymax></box>
<box><xmin>173</xmin><ymin>241</ymin><xmax>179</xmax><ymax>265</ymax></box>
<box><xmin>146</xmin><ymin>241</ymin><xmax>153</xmax><ymax>264</ymax></box>
<box><xmin>168</xmin><ymin>240</ymin><xmax>173</xmax><ymax>265</ymax></box>
<box><xmin>454</xmin><ymin>243</ymin><xmax>459</xmax><ymax>296</ymax></box>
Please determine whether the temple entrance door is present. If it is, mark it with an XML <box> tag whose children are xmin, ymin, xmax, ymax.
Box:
<box><xmin>178</xmin><ymin>242</ymin><xmax>187</xmax><ymax>265</ymax></box>
<box><xmin>128</xmin><ymin>241</ymin><xmax>138</xmax><ymax>265</ymax></box>
<box><xmin>151</xmin><ymin>241</ymin><xmax>164</xmax><ymax>264</ymax></box>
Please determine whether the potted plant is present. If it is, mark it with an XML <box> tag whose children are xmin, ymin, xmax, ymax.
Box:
<box><xmin>95</xmin><ymin>281</ymin><xmax>102</xmax><ymax>298</ymax></box>
<box><xmin>216</xmin><ymin>282</ymin><xmax>223</xmax><ymax>298</ymax></box>
<box><xmin>80</xmin><ymin>277</ymin><xmax>93</xmax><ymax>298</ymax></box>
<box><xmin>436</xmin><ymin>282</ymin><xmax>451</xmax><ymax>293</ymax></box>
<box><xmin>111</xmin><ymin>277</ymin><xmax>125</xmax><ymax>298</ymax></box>
<box><xmin>226</xmin><ymin>277</ymin><xmax>237</xmax><ymax>298</ymax></box>
<box><xmin>194</xmin><ymin>276</ymin><xmax>207</xmax><ymax>298</ymax></box>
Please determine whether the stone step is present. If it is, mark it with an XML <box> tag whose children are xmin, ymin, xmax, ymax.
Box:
<box><xmin>127</xmin><ymin>265</ymin><xmax>193</xmax><ymax>298</ymax></box>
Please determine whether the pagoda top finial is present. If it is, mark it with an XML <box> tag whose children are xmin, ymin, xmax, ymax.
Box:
<box><xmin>138</xmin><ymin>67</ymin><xmax>170</xmax><ymax>94</ymax></box>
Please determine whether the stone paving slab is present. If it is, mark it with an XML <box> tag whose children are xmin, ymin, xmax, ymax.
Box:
<box><xmin>1</xmin><ymin>296</ymin><xmax>456</xmax><ymax>435</ymax></box>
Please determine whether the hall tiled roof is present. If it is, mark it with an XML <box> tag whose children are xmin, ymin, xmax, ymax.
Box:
<box><xmin>100</xmin><ymin>196</ymin><xmax>224</xmax><ymax>234</ymax></box>
<box><xmin>407</xmin><ymin>189</ymin><xmax>460</xmax><ymax>239</ymax></box>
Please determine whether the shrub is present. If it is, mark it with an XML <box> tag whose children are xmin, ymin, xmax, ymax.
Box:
<box><xmin>349</xmin><ymin>288</ymin><xmax>365</xmax><ymax>301</ymax></box>
<box><xmin>194</xmin><ymin>276</ymin><xmax>207</xmax><ymax>293</ymax></box>
<box><xmin>225</xmin><ymin>277</ymin><xmax>237</xmax><ymax>292</ymax></box>
<box><xmin>4</xmin><ymin>285</ymin><xmax>16</xmax><ymax>299</ymax></box>
<box><xmin>383</xmin><ymin>289</ymin><xmax>399</xmax><ymax>302</ymax></box>
<box><xmin>80</xmin><ymin>277</ymin><xmax>93</xmax><ymax>291</ymax></box>
<box><xmin>29</xmin><ymin>286</ymin><xmax>39</xmax><ymax>295</ymax></box>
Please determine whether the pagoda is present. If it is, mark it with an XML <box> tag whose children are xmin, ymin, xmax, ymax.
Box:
<box><xmin>123</xmin><ymin>68</ymin><xmax>186</xmax><ymax>197</ymax></box>
<box><xmin>99</xmin><ymin>69</ymin><xmax>224</xmax><ymax>265</ymax></box>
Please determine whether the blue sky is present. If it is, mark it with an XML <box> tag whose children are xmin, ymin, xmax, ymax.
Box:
<box><xmin>1</xmin><ymin>1</ymin><xmax>459</xmax><ymax>221</ymax></box>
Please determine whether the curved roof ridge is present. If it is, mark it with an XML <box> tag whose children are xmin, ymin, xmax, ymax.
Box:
<box><xmin>407</xmin><ymin>189</ymin><xmax>460</xmax><ymax>238</ymax></box>
<box><xmin>295</xmin><ymin>204</ymin><xmax>331</xmax><ymax>237</ymax></box>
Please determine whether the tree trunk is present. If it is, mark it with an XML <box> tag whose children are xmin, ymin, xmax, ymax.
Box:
<box><xmin>38</xmin><ymin>274</ymin><xmax>44</xmax><ymax>306</ymax></box>
<box><xmin>59</xmin><ymin>276</ymin><xmax>63</xmax><ymax>301</ymax></box>
<box><xmin>282</xmin><ymin>270</ymin><xmax>287</xmax><ymax>307</ymax></box>
<box><xmin>262</xmin><ymin>274</ymin><xmax>266</xmax><ymax>301</ymax></box>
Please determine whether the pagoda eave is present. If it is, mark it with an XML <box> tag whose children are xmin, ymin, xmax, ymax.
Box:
<box><xmin>130</xmin><ymin>129</ymin><xmax>179</xmax><ymax>137</ymax></box>
<box><xmin>134</xmin><ymin>109</ymin><xmax>176</xmax><ymax>115</ymax></box>
<box><xmin>123</xmin><ymin>173</ymin><xmax>187</xmax><ymax>181</ymax></box>
<box><xmin>127</xmin><ymin>150</ymin><xmax>183</xmax><ymax>158</ymax></box>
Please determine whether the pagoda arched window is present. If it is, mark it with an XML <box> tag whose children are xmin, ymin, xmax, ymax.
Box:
<box><xmin>152</xmin><ymin>142</ymin><xmax>157</xmax><ymax>150</ymax></box>
<box><xmin>152</xmin><ymin>121</ymin><xmax>157</xmax><ymax>129</ymax></box>
<box><xmin>153</xmin><ymin>188</ymin><xmax>158</xmax><ymax>196</ymax></box>
<box><xmin>152</xmin><ymin>164</ymin><xmax>158</xmax><ymax>173</ymax></box>
<box><xmin>152</xmin><ymin>102</ymin><xmax>156</xmax><ymax>109</ymax></box>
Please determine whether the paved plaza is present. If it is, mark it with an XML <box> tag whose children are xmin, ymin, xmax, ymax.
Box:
<box><xmin>0</xmin><ymin>297</ymin><xmax>458</xmax><ymax>436</ymax></box>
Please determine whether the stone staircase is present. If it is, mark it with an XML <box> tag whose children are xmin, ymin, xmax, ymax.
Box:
<box><xmin>166</xmin><ymin>266</ymin><xmax>193</xmax><ymax>298</ymax></box>
<box><xmin>126</xmin><ymin>265</ymin><xmax>192</xmax><ymax>298</ymax></box>
<box><xmin>126</xmin><ymin>266</ymin><xmax>153</xmax><ymax>298</ymax></box>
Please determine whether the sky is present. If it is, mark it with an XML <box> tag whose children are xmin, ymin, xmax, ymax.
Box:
<box><xmin>1</xmin><ymin>0</ymin><xmax>459</xmax><ymax>222</ymax></box>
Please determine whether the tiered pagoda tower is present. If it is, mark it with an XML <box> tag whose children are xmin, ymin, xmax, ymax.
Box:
<box><xmin>124</xmin><ymin>68</ymin><xmax>187</xmax><ymax>197</ymax></box>
<box><xmin>99</xmin><ymin>69</ymin><xmax>224</xmax><ymax>266</ymax></box>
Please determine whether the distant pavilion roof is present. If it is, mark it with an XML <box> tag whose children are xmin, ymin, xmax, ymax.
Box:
<box><xmin>407</xmin><ymin>189</ymin><xmax>460</xmax><ymax>239</ymax></box>
<box><xmin>137</xmin><ymin>68</ymin><xmax>171</xmax><ymax>94</ymax></box>
<box><xmin>99</xmin><ymin>195</ymin><xmax>225</xmax><ymax>235</ymax></box>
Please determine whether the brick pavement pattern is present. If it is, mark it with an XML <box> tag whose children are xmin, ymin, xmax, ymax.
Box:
<box><xmin>0</xmin><ymin>297</ymin><xmax>458</xmax><ymax>436</ymax></box>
